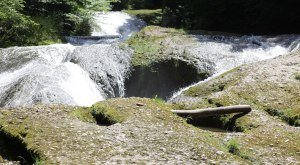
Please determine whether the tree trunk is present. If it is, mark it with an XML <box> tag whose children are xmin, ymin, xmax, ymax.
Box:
<box><xmin>171</xmin><ymin>105</ymin><xmax>251</xmax><ymax>118</ymax></box>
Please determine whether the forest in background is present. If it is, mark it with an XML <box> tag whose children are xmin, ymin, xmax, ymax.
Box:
<box><xmin>1</xmin><ymin>0</ymin><xmax>300</xmax><ymax>47</ymax></box>
<box><xmin>0</xmin><ymin>0</ymin><xmax>116</xmax><ymax>47</ymax></box>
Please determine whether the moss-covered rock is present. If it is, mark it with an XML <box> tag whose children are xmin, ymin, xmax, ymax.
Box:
<box><xmin>0</xmin><ymin>98</ymin><xmax>247</xmax><ymax>164</ymax></box>
<box><xmin>181</xmin><ymin>49</ymin><xmax>300</xmax><ymax>127</ymax></box>
<box><xmin>171</xmin><ymin>50</ymin><xmax>300</xmax><ymax>164</ymax></box>
<box><xmin>124</xmin><ymin>26</ymin><xmax>214</xmax><ymax>99</ymax></box>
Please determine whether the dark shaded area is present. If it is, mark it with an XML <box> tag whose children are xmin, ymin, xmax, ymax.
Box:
<box><xmin>265</xmin><ymin>108</ymin><xmax>300</xmax><ymax>127</ymax></box>
<box><xmin>162</xmin><ymin>0</ymin><xmax>300</xmax><ymax>35</ymax></box>
<box><xmin>0</xmin><ymin>128</ymin><xmax>41</xmax><ymax>164</ymax></box>
<box><xmin>125</xmin><ymin>59</ymin><xmax>208</xmax><ymax>100</ymax></box>
<box><xmin>187</xmin><ymin>113</ymin><xmax>248</xmax><ymax>132</ymax></box>
<box><xmin>112</xmin><ymin>0</ymin><xmax>163</xmax><ymax>10</ymax></box>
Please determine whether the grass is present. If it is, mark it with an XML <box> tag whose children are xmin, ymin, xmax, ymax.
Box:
<box><xmin>152</xmin><ymin>95</ymin><xmax>165</xmax><ymax>104</ymax></box>
<box><xmin>295</xmin><ymin>73</ymin><xmax>300</xmax><ymax>80</ymax></box>
<box><xmin>227</xmin><ymin>139</ymin><xmax>240</xmax><ymax>155</ymax></box>
<box><xmin>226</xmin><ymin>139</ymin><xmax>252</xmax><ymax>161</ymax></box>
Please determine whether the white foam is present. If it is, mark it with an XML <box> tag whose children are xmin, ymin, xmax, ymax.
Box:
<box><xmin>92</xmin><ymin>11</ymin><xmax>146</xmax><ymax>38</ymax></box>
<box><xmin>60</xmin><ymin>62</ymin><xmax>104</xmax><ymax>106</ymax></box>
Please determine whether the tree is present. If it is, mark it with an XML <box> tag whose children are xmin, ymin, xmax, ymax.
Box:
<box><xmin>0</xmin><ymin>0</ymin><xmax>38</xmax><ymax>47</ymax></box>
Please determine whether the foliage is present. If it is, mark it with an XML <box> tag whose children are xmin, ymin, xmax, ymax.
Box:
<box><xmin>162</xmin><ymin>0</ymin><xmax>300</xmax><ymax>34</ymax></box>
<box><xmin>124</xmin><ymin>9</ymin><xmax>162</xmax><ymax>25</ymax></box>
<box><xmin>0</xmin><ymin>0</ymin><xmax>117</xmax><ymax>47</ymax></box>
<box><xmin>112</xmin><ymin>0</ymin><xmax>162</xmax><ymax>10</ymax></box>
<box><xmin>0</xmin><ymin>0</ymin><xmax>38</xmax><ymax>47</ymax></box>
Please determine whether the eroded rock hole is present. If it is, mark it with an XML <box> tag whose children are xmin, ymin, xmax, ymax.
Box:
<box><xmin>0</xmin><ymin>129</ymin><xmax>42</xmax><ymax>164</ymax></box>
<box><xmin>125</xmin><ymin>59</ymin><xmax>209</xmax><ymax>100</ymax></box>
<box><xmin>187</xmin><ymin>114</ymin><xmax>245</xmax><ymax>132</ymax></box>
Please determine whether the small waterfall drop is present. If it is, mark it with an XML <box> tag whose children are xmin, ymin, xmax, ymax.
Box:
<box><xmin>169</xmin><ymin>35</ymin><xmax>300</xmax><ymax>100</ymax></box>
<box><xmin>0</xmin><ymin>11</ymin><xmax>299</xmax><ymax>107</ymax></box>
<box><xmin>92</xmin><ymin>11</ymin><xmax>146</xmax><ymax>39</ymax></box>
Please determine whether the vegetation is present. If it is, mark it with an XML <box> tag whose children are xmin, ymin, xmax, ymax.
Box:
<box><xmin>125</xmin><ymin>26</ymin><xmax>190</xmax><ymax>67</ymax></box>
<box><xmin>183</xmin><ymin>59</ymin><xmax>300</xmax><ymax>127</ymax></box>
<box><xmin>0</xmin><ymin>0</ymin><xmax>117</xmax><ymax>47</ymax></box>
<box><xmin>73</xmin><ymin>103</ymin><xmax>126</xmax><ymax>125</ymax></box>
<box><xmin>226</xmin><ymin>139</ymin><xmax>251</xmax><ymax>160</ymax></box>
<box><xmin>162</xmin><ymin>0</ymin><xmax>300</xmax><ymax>34</ymax></box>
<box><xmin>295</xmin><ymin>73</ymin><xmax>300</xmax><ymax>80</ymax></box>
<box><xmin>112</xmin><ymin>0</ymin><xmax>162</xmax><ymax>10</ymax></box>
<box><xmin>124</xmin><ymin>9</ymin><xmax>162</xmax><ymax>25</ymax></box>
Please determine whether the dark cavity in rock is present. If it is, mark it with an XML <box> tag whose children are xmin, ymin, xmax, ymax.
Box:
<box><xmin>125</xmin><ymin>59</ymin><xmax>209</xmax><ymax>100</ymax></box>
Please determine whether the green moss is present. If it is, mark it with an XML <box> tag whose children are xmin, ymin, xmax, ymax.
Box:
<box><xmin>0</xmin><ymin>126</ymin><xmax>42</xmax><ymax>164</ymax></box>
<box><xmin>184</xmin><ymin>67</ymin><xmax>246</xmax><ymax>97</ymax></box>
<box><xmin>126</xmin><ymin>26</ymin><xmax>192</xmax><ymax>67</ymax></box>
<box><xmin>124</xmin><ymin>9</ymin><xmax>162</xmax><ymax>25</ymax></box>
<box><xmin>226</xmin><ymin>139</ymin><xmax>252</xmax><ymax>161</ymax></box>
<box><xmin>72</xmin><ymin>107</ymin><xmax>95</xmax><ymax>123</ymax></box>
<box><xmin>184</xmin><ymin>64</ymin><xmax>300</xmax><ymax>127</ymax></box>
<box><xmin>152</xmin><ymin>96</ymin><xmax>165</xmax><ymax>105</ymax></box>
<box><xmin>295</xmin><ymin>73</ymin><xmax>300</xmax><ymax>80</ymax></box>
<box><xmin>227</xmin><ymin>139</ymin><xmax>240</xmax><ymax>155</ymax></box>
<box><xmin>90</xmin><ymin>103</ymin><xmax>126</xmax><ymax>125</ymax></box>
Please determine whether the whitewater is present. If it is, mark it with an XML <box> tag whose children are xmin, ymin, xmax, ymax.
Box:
<box><xmin>0</xmin><ymin>11</ymin><xmax>299</xmax><ymax>107</ymax></box>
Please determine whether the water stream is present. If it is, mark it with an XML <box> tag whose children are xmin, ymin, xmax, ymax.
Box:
<box><xmin>0</xmin><ymin>12</ymin><xmax>299</xmax><ymax>107</ymax></box>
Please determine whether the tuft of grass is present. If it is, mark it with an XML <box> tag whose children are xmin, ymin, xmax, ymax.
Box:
<box><xmin>33</xmin><ymin>157</ymin><xmax>45</xmax><ymax>165</ymax></box>
<box><xmin>152</xmin><ymin>95</ymin><xmax>165</xmax><ymax>104</ymax></box>
<box><xmin>227</xmin><ymin>139</ymin><xmax>252</xmax><ymax>160</ymax></box>
<box><xmin>295</xmin><ymin>73</ymin><xmax>300</xmax><ymax>80</ymax></box>
<box><xmin>227</xmin><ymin>139</ymin><xmax>240</xmax><ymax>155</ymax></box>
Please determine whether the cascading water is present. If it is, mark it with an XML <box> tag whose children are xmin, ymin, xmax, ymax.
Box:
<box><xmin>92</xmin><ymin>11</ymin><xmax>146</xmax><ymax>39</ymax></box>
<box><xmin>0</xmin><ymin>11</ymin><xmax>299</xmax><ymax>107</ymax></box>
<box><xmin>67</xmin><ymin>11</ymin><xmax>146</xmax><ymax>45</ymax></box>
<box><xmin>169</xmin><ymin>34</ymin><xmax>300</xmax><ymax>101</ymax></box>
<box><xmin>0</xmin><ymin>12</ymin><xmax>139</xmax><ymax>107</ymax></box>
<box><xmin>0</xmin><ymin>43</ymin><xmax>132</xmax><ymax>107</ymax></box>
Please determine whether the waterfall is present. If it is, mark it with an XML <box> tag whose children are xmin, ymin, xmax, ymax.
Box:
<box><xmin>66</xmin><ymin>12</ymin><xmax>146</xmax><ymax>45</ymax></box>
<box><xmin>92</xmin><ymin>11</ymin><xmax>146</xmax><ymax>39</ymax></box>
<box><xmin>169</xmin><ymin>35</ymin><xmax>300</xmax><ymax>100</ymax></box>
<box><xmin>0</xmin><ymin>11</ymin><xmax>299</xmax><ymax>107</ymax></box>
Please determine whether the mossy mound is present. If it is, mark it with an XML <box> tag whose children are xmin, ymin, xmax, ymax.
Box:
<box><xmin>124</xmin><ymin>26</ymin><xmax>214</xmax><ymax>99</ymax></box>
<box><xmin>0</xmin><ymin>98</ymin><xmax>246</xmax><ymax>164</ymax></box>
<box><xmin>171</xmin><ymin>50</ymin><xmax>300</xmax><ymax>163</ymax></box>
<box><xmin>182</xmin><ymin>50</ymin><xmax>300</xmax><ymax>127</ymax></box>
